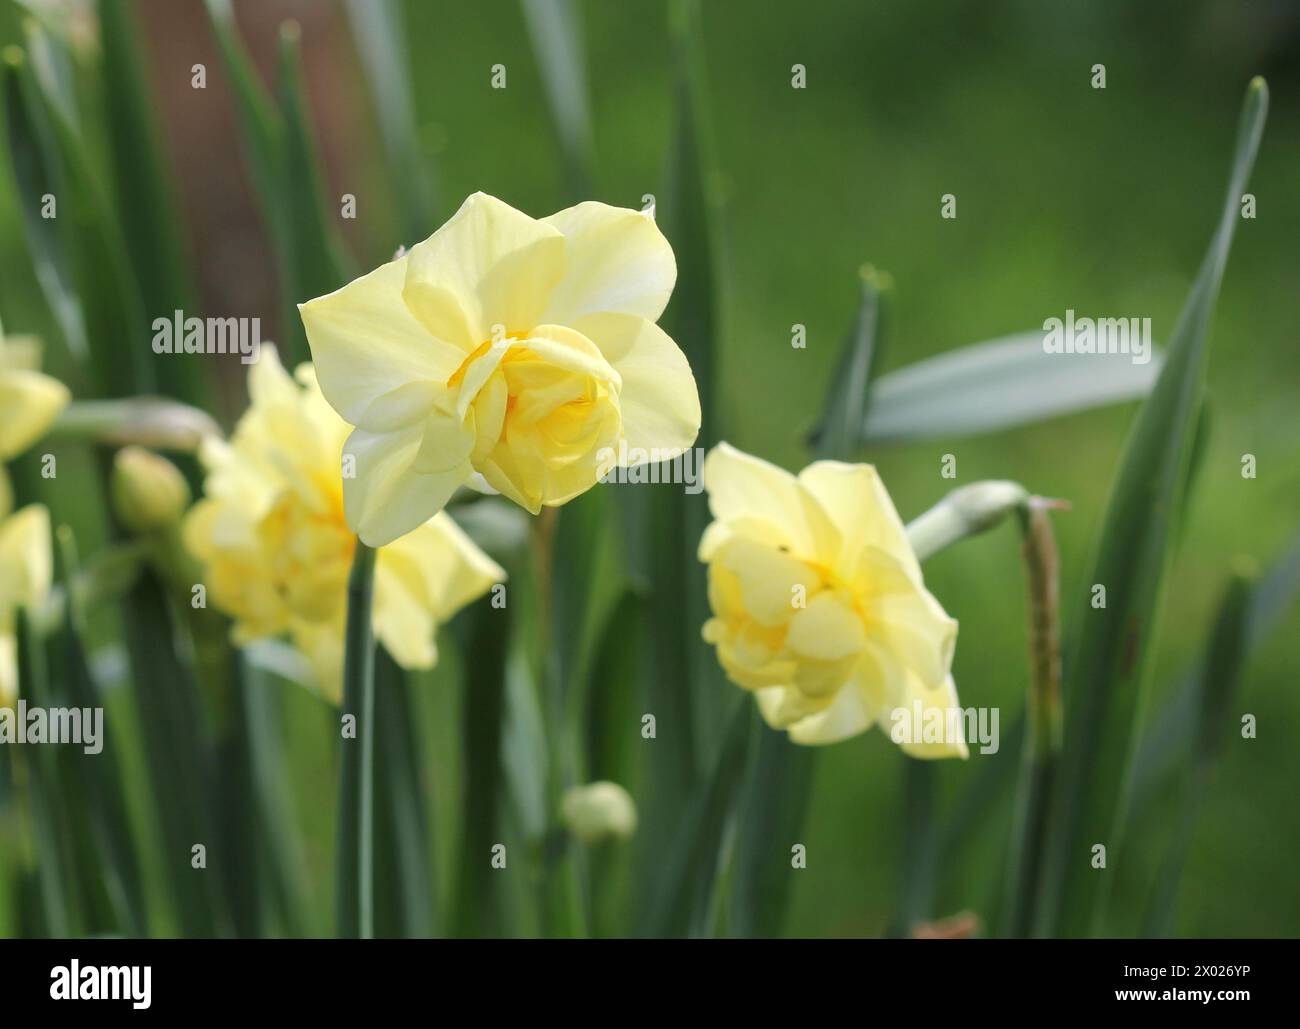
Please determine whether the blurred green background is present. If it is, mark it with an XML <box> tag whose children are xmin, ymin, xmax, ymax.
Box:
<box><xmin>1</xmin><ymin>0</ymin><xmax>1296</xmax><ymax>937</ymax></box>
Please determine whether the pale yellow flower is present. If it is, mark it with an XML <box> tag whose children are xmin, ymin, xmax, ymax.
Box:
<box><xmin>0</xmin><ymin>334</ymin><xmax>70</xmax><ymax>461</ymax></box>
<box><xmin>0</xmin><ymin>503</ymin><xmax>52</xmax><ymax>708</ymax></box>
<box><xmin>699</xmin><ymin>443</ymin><xmax>966</xmax><ymax>757</ymax></box>
<box><xmin>183</xmin><ymin>346</ymin><xmax>504</xmax><ymax>702</ymax></box>
<box><xmin>299</xmin><ymin>192</ymin><xmax>700</xmax><ymax>546</ymax></box>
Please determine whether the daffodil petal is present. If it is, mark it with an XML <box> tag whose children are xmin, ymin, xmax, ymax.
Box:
<box><xmin>541</xmin><ymin>202</ymin><xmax>676</xmax><ymax>323</ymax></box>
<box><xmin>0</xmin><ymin>369</ymin><xmax>70</xmax><ymax>460</ymax></box>
<box><xmin>797</xmin><ymin>461</ymin><xmax>921</xmax><ymax>581</ymax></box>
<box><xmin>702</xmin><ymin>442</ymin><xmax>839</xmax><ymax>561</ymax></box>
<box><xmin>0</xmin><ymin>504</ymin><xmax>52</xmax><ymax>615</ymax></box>
<box><xmin>343</xmin><ymin>425</ymin><xmax>470</xmax><ymax>547</ymax></box>
<box><xmin>572</xmin><ymin>313</ymin><xmax>699</xmax><ymax>460</ymax></box>
<box><xmin>300</xmin><ymin>254</ymin><xmax>461</xmax><ymax>429</ymax></box>
<box><xmin>786</xmin><ymin>680</ymin><xmax>875</xmax><ymax>745</ymax></box>
<box><xmin>403</xmin><ymin>192</ymin><xmax>566</xmax><ymax>347</ymax></box>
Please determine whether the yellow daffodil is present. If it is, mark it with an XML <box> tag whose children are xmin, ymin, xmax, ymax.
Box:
<box><xmin>183</xmin><ymin>346</ymin><xmax>504</xmax><ymax>702</ymax></box>
<box><xmin>299</xmin><ymin>192</ymin><xmax>700</xmax><ymax>546</ymax></box>
<box><xmin>0</xmin><ymin>334</ymin><xmax>70</xmax><ymax>461</ymax></box>
<box><xmin>699</xmin><ymin>443</ymin><xmax>966</xmax><ymax>757</ymax></box>
<box><xmin>0</xmin><ymin>504</ymin><xmax>52</xmax><ymax>708</ymax></box>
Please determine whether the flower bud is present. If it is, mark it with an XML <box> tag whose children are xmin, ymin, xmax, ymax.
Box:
<box><xmin>111</xmin><ymin>446</ymin><xmax>191</xmax><ymax>533</ymax></box>
<box><xmin>562</xmin><ymin>781</ymin><xmax>637</xmax><ymax>844</ymax></box>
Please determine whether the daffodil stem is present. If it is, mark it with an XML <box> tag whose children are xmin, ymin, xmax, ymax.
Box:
<box><xmin>1003</xmin><ymin>500</ymin><xmax>1064</xmax><ymax>938</ymax></box>
<box><xmin>337</xmin><ymin>541</ymin><xmax>376</xmax><ymax>939</ymax></box>
<box><xmin>903</xmin><ymin>483</ymin><xmax>1065</xmax><ymax>938</ymax></box>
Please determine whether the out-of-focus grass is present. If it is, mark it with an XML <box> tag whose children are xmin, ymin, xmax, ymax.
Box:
<box><xmin>0</xmin><ymin>0</ymin><xmax>1295</xmax><ymax>937</ymax></box>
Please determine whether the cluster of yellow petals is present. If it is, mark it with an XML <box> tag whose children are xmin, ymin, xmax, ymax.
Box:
<box><xmin>699</xmin><ymin>444</ymin><xmax>966</xmax><ymax>756</ymax></box>
<box><xmin>183</xmin><ymin>347</ymin><xmax>503</xmax><ymax>702</ymax></box>
<box><xmin>299</xmin><ymin>192</ymin><xmax>701</xmax><ymax>546</ymax></box>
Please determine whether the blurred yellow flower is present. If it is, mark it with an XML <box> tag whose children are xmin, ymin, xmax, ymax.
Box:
<box><xmin>0</xmin><ymin>504</ymin><xmax>52</xmax><ymax>709</ymax></box>
<box><xmin>0</xmin><ymin>334</ymin><xmax>70</xmax><ymax>461</ymax></box>
<box><xmin>299</xmin><ymin>192</ymin><xmax>700</xmax><ymax>546</ymax></box>
<box><xmin>699</xmin><ymin>443</ymin><xmax>966</xmax><ymax>757</ymax></box>
<box><xmin>183</xmin><ymin>346</ymin><xmax>505</xmax><ymax>702</ymax></box>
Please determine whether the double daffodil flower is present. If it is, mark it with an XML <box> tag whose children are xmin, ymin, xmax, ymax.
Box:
<box><xmin>300</xmin><ymin>192</ymin><xmax>701</xmax><ymax>546</ymax></box>
<box><xmin>699</xmin><ymin>443</ymin><xmax>966</xmax><ymax>757</ymax></box>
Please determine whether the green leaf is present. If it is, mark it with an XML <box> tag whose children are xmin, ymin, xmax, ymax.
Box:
<box><xmin>55</xmin><ymin>530</ymin><xmax>146</xmax><ymax>935</ymax></box>
<box><xmin>15</xmin><ymin>606</ymin><xmax>75</xmax><ymax>936</ymax></box>
<box><xmin>343</xmin><ymin>0</ymin><xmax>436</xmax><ymax>238</ymax></box>
<box><xmin>121</xmin><ymin>570</ymin><xmax>226</xmax><ymax>936</ymax></box>
<box><xmin>637</xmin><ymin>700</ymin><xmax>753</xmax><ymax>938</ymax></box>
<box><xmin>810</xmin><ymin>266</ymin><xmax>890</xmax><ymax>460</ymax></box>
<box><xmin>336</xmin><ymin>542</ymin><xmax>377</xmax><ymax>938</ymax></box>
<box><xmin>238</xmin><ymin>658</ymin><xmax>312</xmax><ymax>936</ymax></box>
<box><xmin>99</xmin><ymin>0</ymin><xmax>209</xmax><ymax>409</ymax></box>
<box><xmin>520</xmin><ymin>0</ymin><xmax>594</xmax><ymax>199</ymax></box>
<box><xmin>451</xmin><ymin>598</ymin><xmax>510</xmax><ymax>938</ymax></box>
<box><xmin>1130</xmin><ymin>530</ymin><xmax>1300</xmax><ymax>818</ymax></box>
<box><xmin>275</xmin><ymin>24</ymin><xmax>353</xmax><ymax>298</ymax></box>
<box><xmin>204</xmin><ymin>1</ymin><xmax>350</xmax><ymax>365</ymax></box>
<box><xmin>372</xmin><ymin>647</ymin><xmax>434</xmax><ymax>938</ymax></box>
<box><xmin>634</xmin><ymin>0</ymin><xmax>720</xmax><ymax>884</ymax></box>
<box><xmin>1037</xmin><ymin>78</ymin><xmax>1268</xmax><ymax>938</ymax></box>
<box><xmin>3</xmin><ymin>41</ymin><xmax>153</xmax><ymax>395</ymax></box>
<box><xmin>2</xmin><ymin>45</ymin><xmax>87</xmax><ymax>366</ymax></box>
<box><xmin>1142</xmin><ymin>569</ymin><xmax>1253</xmax><ymax>937</ymax></box>
<box><xmin>859</xmin><ymin>333</ymin><xmax>1162</xmax><ymax>444</ymax></box>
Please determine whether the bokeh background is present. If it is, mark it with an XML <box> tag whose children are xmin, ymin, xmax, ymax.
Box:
<box><xmin>1</xmin><ymin>0</ymin><xmax>1296</xmax><ymax>937</ymax></box>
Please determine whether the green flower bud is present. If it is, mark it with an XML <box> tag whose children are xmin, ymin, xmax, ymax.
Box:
<box><xmin>111</xmin><ymin>445</ymin><xmax>191</xmax><ymax>534</ymax></box>
<box><xmin>562</xmin><ymin>781</ymin><xmax>637</xmax><ymax>844</ymax></box>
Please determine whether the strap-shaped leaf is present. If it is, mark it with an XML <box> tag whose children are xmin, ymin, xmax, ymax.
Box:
<box><xmin>1038</xmin><ymin>78</ymin><xmax>1268</xmax><ymax>938</ymax></box>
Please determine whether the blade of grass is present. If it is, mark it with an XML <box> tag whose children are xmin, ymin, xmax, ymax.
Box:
<box><xmin>1038</xmin><ymin>78</ymin><xmax>1268</xmax><ymax>938</ymax></box>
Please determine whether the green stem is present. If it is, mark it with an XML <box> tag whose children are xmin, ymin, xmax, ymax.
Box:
<box><xmin>1002</xmin><ymin>500</ymin><xmax>1064</xmax><ymax>937</ymax></box>
<box><xmin>337</xmin><ymin>541</ymin><xmax>376</xmax><ymax>939</ymax></box>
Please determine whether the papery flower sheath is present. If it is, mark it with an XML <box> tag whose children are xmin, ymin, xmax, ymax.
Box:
<box><xmin>0</xmin><ymin>504</ymin><xmax>52</xmax><ymax>709</ymax></box>
<box><xmin>699</xmin><ymin>443</ymin><xmax>967</xmax><ymax>757</ymax></box>
<box><xmin>299</xmin><ymin>192</ymin><xmax>701</xmax><ymax>546</ymax></box>
<box><xmin>183</xmin><ymin>346</ymin><xmax>504</xmax><ymax>702</ymax></box>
